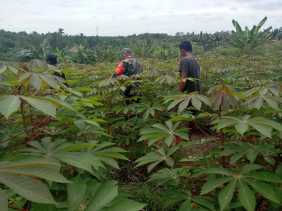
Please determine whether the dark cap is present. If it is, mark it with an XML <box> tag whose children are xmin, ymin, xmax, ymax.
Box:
<box><xmin>179</xmin><ymin>41</ymin><xmax>193</xmax><ymax>52</ymax></box>
<box><xmin>46</xmin><ymin>54</ymin><xmax>58</xmax><ymax>65</ymax></box>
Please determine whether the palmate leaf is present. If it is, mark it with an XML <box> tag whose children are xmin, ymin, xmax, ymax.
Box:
<box><xmin>0</xmin><ymin>173</ymin><xmax>55</xmax><ymax>204</ymax></box>
<box><xmin>0</xmin><ymin>95</ymin><xmax>60</xmax><ymax>118</ymax></box>
<box><xmin>21</xmin><ymin>96</ymin><xmax>57</xmax><ymax>118</ymax></box>
<box><xmin>0</xmin><ymin>160</ymin><xmax>68</xmax><ymax>204</ymax></box>
<box><xmin>200</xmin><ymin>165</ymin><xmax>282</xmax><ymax>210</ymax></box>
<box><xmin>135</xmin><ymin>152</ymin><xmax>162</xmax><ymax>168</ymax></box>
<box><xmin>221</xmin><ymin>143</ymin><xmax>278</xmax><ymax>165</ymax></box>
<box><xmin>19</xmin><ymin>72</ymin><xmax>61</xmax><ymax>91</ymax></box>
<box><xmin>213</xmin><ymin>115</ymin><xmax>282</xmax><ymax>138</ymax></box>
<box><xmin>179</xmin><ymin>198</ymin><xmax>215</xmax><ymax>211</ymax></box>
<box><xmin>165</xmin><ymin>93</ymin><xmax>211</xmax><ymax>113</ymax></box>
<box><xmin>46</xmin><ymin>97</ymin><xmax>76</xmax><ymax>112</ymax></box>
<box><xmin>100</xmin><ymin>198</ymin><xmax>145</xmax><ymax>211</ymax></box>
<box><xmin>87</xmin><ymin>181</ymin><xmax>118</xmax><ymax>211</ymax></box>
<box><xmin>24</xmin><ymin>139</ymin><xmax>126</xmax><ymax>175</ymax></box>
<box><xmin>243</xmin><ymin>86</ymin><xmax>281</xmax><ymax>110</ymax></box>
<box><xmin>67</xmin><ymin>177</ymin><xmax>87</xmax><ymax>211</ymax></box>
<box><xmin>198</xmin><ymin>168</ymin><xmax>232</xmax><ymax>176</ymax></box>
<box><xmin>67</xmin><ymin>180</ymin><xmax>146</xmax><ymax>211</ymax></box>
<box><xmin>238</xmin><ymin>180</ymin><xmax>256</xmax><ymax>211</ymax></box>
<box><xmin>40</xmin><ymin>74</ymin><xmax>60</xmax><ymax>90</ymax></box>
<box><xmin>208</xmin><ymin>84</ymin><xmax>238</xmax><ymax>111</ymax></box>
<box><xmin>56</xmin><ymin>152</ymin><xmax>104</xmax><ymax>174</ymax></box>
<box><xmin>247</xmin><ymin>180</ymin><xmax>281</xmax><ymax>204</ymax></box>
<box><xmin>149</xmin><ymin>168</ymin><xmax>190</xmax><ymax>185</ymax></box>
<box><xmin>218</xmin><ymin>180</ymin><xmax>237</xmax><ymax>211</ymax></box>
<box><xmin>179</xmin><ymin>200</ymin><xmax>193</xmax><ymax>211</ymax></box>
<box><xmin>136</xmin><ymin>146</ymin><xmax>179</xmax><ymax>172</ymax></box>
<box><xmin>193</xmin><ymin>197</ymin><xmax>216</xmax><ymax>211</ymax></box>
<box><xmin>201</xmin><ymin>177</ymin><xmax>232</xmax><ymax>195</ymax></box>
<box><xmin>0</xmin><ymin>95</ymin><xmax>21</xmax><ymax>118</ymax></box>
<box><xmin>246</xmin><ymin>171</ymin><xmax>282</xmax><ymax>183</ymax></box>
<box><xmin>0</xmin><ymin>160</ymin><xmax>69</xmax><ymax>183</ymax></box>
<box><xmin>139</xmin><ymin>121</ymin><xmax>189</xmax><ymax>147</ymax></box>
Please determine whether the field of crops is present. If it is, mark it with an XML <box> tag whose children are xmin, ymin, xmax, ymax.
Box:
<box><xmin>0</xmin><ymin>19</ymin><xmax>282</xmax><ymax>211</ymax></box>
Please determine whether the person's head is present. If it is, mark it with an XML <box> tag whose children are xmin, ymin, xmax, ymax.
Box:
<box><xmin>46</xmin><ymin>54</ymin><xmax>58</xmax><ymax>66</ymax></box>
<box><xmin>121</xmin><ymin>48</ymin><xmax>133</xmax><ymax>59</ymax></box>
<box><xmin>179</xmin><ymin>41</ymin><xmax>193</xmax><ymax>57</ymax></box>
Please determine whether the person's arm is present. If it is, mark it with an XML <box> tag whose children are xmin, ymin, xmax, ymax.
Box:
<box><xmin>179</xmin><ymin>60</ymin><xmax>189</xmax><ymax>92</ymax></box>
<box><xmin>179</xmin><ymin>73</ymin><xmax>187</xmax><ymax>92</ymax></box>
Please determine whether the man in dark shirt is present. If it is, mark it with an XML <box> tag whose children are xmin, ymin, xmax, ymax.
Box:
<box><xmin>178</xmin><ymin>41</ymin><xmax>200</xmax><ymax>93</ymax></box>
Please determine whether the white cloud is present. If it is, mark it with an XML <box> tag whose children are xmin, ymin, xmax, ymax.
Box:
<box><xmin>0</xmin><ymin>0</ymin><xmax>281</xmax><ymax>35</ymax></box>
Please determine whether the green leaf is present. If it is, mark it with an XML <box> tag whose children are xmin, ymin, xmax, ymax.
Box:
<box><xmin>179</xmin><ymin>200</ymin><xmax>192</xmax><ymax>211</ymax></box>
<box><xmin>21</xmin><ymin>96</ymin><xmax>57</xmax><ymax>118</ymax></box>
<box><xmin>135</xmin><ymin>152</ymin><xmax>162</xmax><ymax>168</ymax></box>
<box><xmin>0</xmin><ymin>65</ymin><xmax>7</xmax><ymax>74</ymax></box>
<box><xmin>0</xmin><ymin>191</ymin><xmax>8</xmax><ymax>211</ymax></box>
<box><xmin>192</xmin><ymin>97</ymin><xmax>202</xmax><ymax>110</ymax></box>
<box><xmin>249</xmin><ymin>122</ymin><xmax>272</xmax><ymax>138</ymax></box>
<box><xmin>0</xmin><ymin>173</ymin><xmax>55</xmax><ymax>204</ymax></box>
<box><xmin>240</xmin><ymin>164</ymin><xmax>263</xmax><ymax>174</ymax></box>
<box><xmin>57</xmin><ymin>152</ymin><xmax>103</xmax><ymax>174</ymax></box>
<box><xmin>201</xmin><ymin>177</ymin><xmax>231</xmax><ymax>195</ymax></box>
<box><xmin>101</xmin><ymin>198</ymin><xmax>146</xmax><ymax>211</ymax></box>
<box><xmin>218</xmin><ymin>180</ymin><xmax>237</xmax><ymax>211</ymax></box>
<box><xmin>238</xmin><ymin>180</ymin><xmax>256</xmax><ymax>211</ymax></box>
<box><xmin>199</xmin><ymin>168</ymin><xmax>232</xmax><ymax>176</ymax></box>
<box><xmin>40</xmin><ymin>74</ymin><xmax>60</xmax><ymax>90</ymax></box>
<box><xmin>247</xmin><ymin>180</ymin><xmax>281</xmax><ymax>204</ymax></box>
<box><xmin>0</xmin><ymin>160</ymin><xmax>69</xmax><ymax>183</ymax></box>
<box><xmin>0</xmin><ymin>95</ymin><xmax>21</xmax><ymax>118</ymax></box>
<box><xmin>247</xmin><ymin>171</ymin><xmax>282</xmax><ymax>183</ymax></box>
<box><xmin>67</xmin><ymin>178</ymin><xmax>87</xmax><ymax>211</ymax></box>
<box><xmin>235</xmin><ymin>123</ymin><xmax>249</xmax><ymax>135</ymax></box>
<box><xmin>7</xmin><ymin>66</ymin><xmax>18</xmax><ymax>74</ymax></box>
<box><xmin>87</xmin><ymin>181</ymin><xmax>118</xmax><ymax>211</ymax></box>
<box><xmin>193</xmin><ymin>197</ymin><xmax>216</xmax><ymax>211</ymax></box>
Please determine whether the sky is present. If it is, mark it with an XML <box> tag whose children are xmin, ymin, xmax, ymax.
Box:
<box><xmin>0</xmin><ymin>0</ymin><xmax>282</xmax><ymax>36</ymax></box>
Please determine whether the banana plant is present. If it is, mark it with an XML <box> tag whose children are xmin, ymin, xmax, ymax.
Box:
<box><xmin>165</xmin><ymin>93</ymin><xmax>211</xmax><ymax>113</ymax></box>
<box><xmin>22</xmin><ymin>138</ymin><xmax>127</xmax><ymax>175</ymax></box>
<box><xmin>199</xmin><ymin>165</ymin><xmax>282</xmax><ymax>211</ymax></box>
<box><xmin>221</xmin><ymin>142</ymin><xmax>280</xmax><ymax>165</ymax></box>
<box><xmin>213</xmin><ymin>115</ymin><xmax>282</xmax><ymax>138</ymax></box>
<box><xmin>139</xmin><ymin>121</ymin><xmax>189</xmax><ymax>147</ymax></box>
<box><xmin>231</xmin><ymin>17</ymin><xmax>272</xmax><ymax>52</ymax></box>
<box><xmin>0</xmin><ymin>159</ymin><xmax>68</xmax><ymax>206</ymax></box>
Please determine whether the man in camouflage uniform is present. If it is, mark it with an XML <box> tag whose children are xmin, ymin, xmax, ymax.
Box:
<box><xmin>113</xmin><ymin>48</ymin><xmax>143</xmax><ymax>103</ymax></box>
<box><xmin>114</xmin><ymin>48</ymin><xmax>142</xmax><ymax>77</ymax></box>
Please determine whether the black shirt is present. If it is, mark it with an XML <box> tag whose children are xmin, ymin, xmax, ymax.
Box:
<box><xmin>179</xmin><ymin>57</ymin><xmax>201</xmax><ymax>93</ymax></box>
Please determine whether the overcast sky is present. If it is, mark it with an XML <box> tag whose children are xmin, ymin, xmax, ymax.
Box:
<box><xmin>0</xmin><ymin>0</ymin><xmax>282</xmax><ymax>36</ymax></box>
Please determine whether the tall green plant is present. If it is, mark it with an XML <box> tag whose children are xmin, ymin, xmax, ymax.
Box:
<box><xmin>231</xmin><ymin>17</ymin><xmax>272</xmax><ymax>52</ymax></box>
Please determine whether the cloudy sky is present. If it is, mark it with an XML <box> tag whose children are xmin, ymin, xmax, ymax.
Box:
<box><xmin>0</xmin><ymin>0</ymin><xmax>282</xmax><ymax>36</ymax></box>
